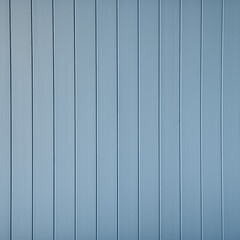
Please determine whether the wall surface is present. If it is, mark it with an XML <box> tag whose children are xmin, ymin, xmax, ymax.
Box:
<box><xmin>0</xmin><ymin>0</ymin><xmax>240</xmax><ymax>239</ymax></box>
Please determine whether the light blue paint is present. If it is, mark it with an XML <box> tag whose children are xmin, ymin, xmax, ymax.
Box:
<box><xmin>54</xmin><ymin>0</ymin><xmax>75</xmax><ymax>239</ymax></box>
<box><xmin>11</xmin><ymin>0</ymin><xmax>32</xmax><ymax>239</ymax></box>
<box><xmin>97</xmin><ymin>0</ymin><xmax>118</xmax><ymax>239</ymax></box>
<box><xmin>0</xmin><ymin>0</ymin><xmax>240</xmax><ymax>239</ymax></box>
<box><xmin>181</xmin><ymin>0</ymin><xmax>201</xmax><ymax>239</ymax></box>
<box><xmin>139</xmin><ymin>0</ymin><xmax>159</xmax><ymax>239</ymax></box>
<box><xmin>32</xmin><ymin>0</ymin><xmax>53</xmax><ymax>239</ymax></box>
<box><xmin>75</xmin><ymin>0</ymin><xmax>97</xmax><ymax>239</ymax></box>
<box><xmin>0</xmin><ymin>0</ymin><xmax>10</xmax><ymax>239</ymax></box>
<box><xmin>160</xmin><ymin>0</ymin><xmax>180</xmax><ymax>238</ymax></box>
<box><xmin>202</xmin><ymin>0</ymin><xmax>222</xmax><ymax>239</ymax></box>
<box><xmin>118</xmin><ymin>0</ymin><xmax>138</xmax><ymax>239</ymax></box>
<box><xmin>223</xmin><ymin>0</ymin><xmax>240</xmax><ymax>239</ymax></box>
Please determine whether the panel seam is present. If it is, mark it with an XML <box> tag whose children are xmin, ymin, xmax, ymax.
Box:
<box><xmin>116</xmin><ymin>0</ymin><xmax>119</xmax><ymax>238</ymax></box>
<box><xmin>179</xmin><ymin>0</ymin><xmax>182</xmax><ymax>239</ymax></box>
<box><xmin>220</xmin><ymin>0</ymin><xmax>224</xmax><ymax>239</ymax></box>
<box><xmin>52</xmin><ymin>0</ymin><xmax>55</xmax><ymax>239</ymax></box>
<box><xmin>137</xmin><ymin>0</ymin><xmax>140</xmax><ymax>239</ymax></box>
<box><xmin>9</xmin><ymin>0</ymin><xmax>12</xmax><ymax>238</ymax></box>
<box><xmin>73</xmin><ymin>0</ymin><xmax>77</xmax><ymax>239</ymax></box>
<box><xmin>200</xmin><ymin>0</ymin><xmax>203</xmax><ymax>239</ymax></box>
<box><xmin>158</xmin><ymin>0</ymin><xmax>161</xmax><ymax>239</ymax></box>
<box><xmin>95</xmin><ymin>0</ymin><xmax>98</xmax><ymax>239</ymax></box>
<box><xmin>30</xmin><ymin>0</ymin><xmax>34</xmax><ymax>237</ymax></box>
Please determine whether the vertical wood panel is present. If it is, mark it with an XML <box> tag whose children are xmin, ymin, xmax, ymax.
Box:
<box><xmin>75</xmin><ymin>0</ymin><xmax>96</xmax><ymax>239</ymax></box>
<box><xmin>118</xmin><ymin>0</ymin><xmax>138</xmax><ymax>239</ymax></box>
<box><xmin>139</xmin><ymin>0</ymin><xmax>159</xmax><ymax>239</ymax></box>
<box><xmin>32</xmin><ymin>0</ymin><xmax>53</xmax><ymax>238</ymax></box>
<box><xmin>2</xmin><ymin>1</ymin><xmax>240</xmax><ymax>239</ymax></box>
<box><xmin>97</xmin><ymin>0</ymin><xmax>117</xmax><ymax>239</ymax></box>
<box><xmin>11</xmin><ymin>0</ymin><xmax>32</xmax><ymax>239</ymax></box>
<box><xmin>54</xmin><ymin>0</ymin><xmax>75</xmax><ymax>239</ymax></box>
<box><xmin>160</xmin><ymin>0</ymin><xmax>180</xmax><ymax>239</ymax></box>
<box><xmin>181</xmin><ymin>0</ymin><xmax>201</xmax><ymax>239</ymax></box>
<box><xmin>223</xmin><ymin>0</ymin><xmax>240</xmax><ymax>239</ymax></box>
<box><xmin>0</xmin><ymin>0</ymin><xmax>10</xmax><ymax>238</ymax></box>
<box><xmin>202</xmin><ymin>0</ymin><xmax>222</xmax><ymax>239</ymax></box>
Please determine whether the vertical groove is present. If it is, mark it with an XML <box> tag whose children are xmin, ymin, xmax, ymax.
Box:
<box><xmin>158</xmin><ymin>0</ymin><xmax>161</xmax><ymax>239</ymax></box>
<box><xmin>30</xmin><ymin>0</ymin><xmax>34</xmax><ymax>238</ymax></box>
<box><xmin>73</xmin><ymin>0</ymin><xmax>76</xmax><ymax>239</ymax></box>
<box><xmin>52</xmin><ymin>0</ymin><xmax>55</xmax><ymax>238</ymax></box>
<box><xmin>137</xmin><ymin>0</ymin><xmax>140</xmax><ymax>239</ymax></box>
<box><xmin>179</xmin><ymin>0</ymin><xmax>182</xmax><ymax>239</ymax></box>
<box><xmin>116</xmin><ymin>0</ymin><xmax>119</xmax><ymax>238</ymax></box>
<box><xmin>200</xmin><ymin>0</ymin><xmax>203</xmax><ymax>239</ymax></box>
<box><xmin>9</xmin><ymin>0</ymin><xmax>12</xmax><ymax>238</ymax></box>
<box><xmin>95</xmin><ymin>0</ymin><xmax>98</xmax><ymax>239</ymax></box>
<box><xmin>220</xmin><ymin>0</ymin><xmax>224</xmax><ymax>239</ymax></box>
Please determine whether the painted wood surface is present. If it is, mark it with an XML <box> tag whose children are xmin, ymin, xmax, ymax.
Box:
<box><xmin>1</xmin><ymin>0</ymin><xmax>240</xmax><ymax>239</ymax></box>
<box><xmin>32</xmin><ymin>0</ymin><xmax>53</xmax><ymax>239</ymax></box>
<box><xmin>0</xmin><ymin>0</ymin><xmax>10</xmax><ymax>239</ymax></box>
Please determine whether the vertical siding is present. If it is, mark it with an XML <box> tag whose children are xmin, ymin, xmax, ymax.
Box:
<box><xmin>181</xmin><ymin>0</ymin><xmax>201</xmax><ymax>239</ymax></box>
<box><xmin>32</xmin><ymin>0</ymin><xmax>53</xmax><ymax>238</ymax></box>
<box><xmin>160</xmin><ymin>0</ymin><xmax>180</xmax><ymax>239</ymax></box>
<box><xmin>11</xmin><ymin>0</ymin><xmax>33</xmax><ymax>239</ymax></box>
<box><xmin>118</xmin><ymin>0</ymin><xmax>138</xmax><ymax>239</ymax></box>
<box><xmin>97</xmin><ymin>0</ymin><xmax>117</xmax><ymax>239</ymax></box>
<box><xmin>223</xmin><ymin>0</ymin><xmax>240</xmax><ymax>239</ymax></box>
<box><xmin>75</xmin><ymin>0</ymin><xmax>97</xmax><ymax>239</ymax></box>
<box><xmin>54</xmin><ymin>0</ymin><xmax>75</xmax><ymax>239</ymax></box>
<box><xmin>0</xmin><ymin>0</ymin><xmax>10</xmax><ymax>239</ymax></box>
<box><xmin>1</xmin><ymin>0</ymin><xmax>240</xmax><ymax>239</ymax></box>
<box><xmin>202</xmin><ymin>0</ymin><xmax>222</xmax><ymax>239</ymax></box>
<box><xmin>139</xmin><ymin>0</ymin><xmax>159</xmax><ymax>239</ymax></box>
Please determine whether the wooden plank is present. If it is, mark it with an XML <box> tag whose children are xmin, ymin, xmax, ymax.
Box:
<box><xmin>54</xmin><ymin>0</ymin><xmax>75</xmax><ymax>239</ymax></box>
<box><xmin>118</xmin><ymin>0</ymin><xmax>138</xmax><ymax>239</ymax></box>
<box><xmin>160</xmin><ymin>0</ymin><xmax>180</xmax><ymax>239</ymax></box>
<box><xmin>97</xmin><ymin>0</ymin><xmax>117</xmax><ymax>238</ymax></box>
<box><xmin>11</xmin><ymin>0</ymin><xmax>32</xmax><ymax>239</ymax></box>
<box><xmin>139</xmin><ymin>0</ymin><xmax>159</xmax><ymax>239</ymax></box>
<box><xmin>202</xmin><ymin>0</ymin><xmax>222</xmax><ymax>239</ymax></box>
<box><xmin>0</xmin><ymin>0</ymin><xmax>10</xmax><ymax>239</ymax></box>
<box><xmin>75</xmin><ymin>0</ymin><xmax>96</xmax><ymax>239</ymax></box>
<box><xmin>223</xmin><ymin>0</ymin><xmax>240</xmax><ymax>239</ymax></box>
<box><xmin>32</xmin><ymin>0</ymin><xmax>53</xmax><ymax>238</ymax></box>
<box><xmin>181</xmin><ymin>0</ymin><xmax>201</xmax><ymax>239</ymax></box>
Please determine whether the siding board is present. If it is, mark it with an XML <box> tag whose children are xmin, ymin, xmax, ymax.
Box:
<box><xmin>160</xmin><ymin>0</ymin><xmax>180</xmax><ymax>239</ymax></box>
<box><xmin>0</xmin><ymin>0</ymin><xmax>10</xmax><ymax>238</ymax></box>
<box><xmin>118</xmin><ymin>0</ymin><xmax>138</xmax><ymax>239</ymax></box>
<box><xmin>1</xmin><ymin>1</ymin><xmax>240</xmax><ymax>239</ymax></box>
<box><xmin>11</xmin><ymin>0</ymin><xmax>33</xmax><ymax>238</ymax></box>
<box><xmin>32</xmin><ymin>0</ymin><xmax>53</xmax><ymax>238</ymax></box>
<box><xmin>54</xmin><ymin>0</ymin><xmax>75</xmax><ymax>239</ymax></box>
<box><xmin>139</xmin><ymin>0</ymin><xmax>159</xmax><ymax>239</ymax></box>
<box><xmin>181</xmin><ymin>0</ymin><xmax>201</xmax><ymax>239</ymax></box>
<box><xmin>223</xmin><ymin>0</ymin><xmax>240</xmax><ymax>239</ymax></box>
<box><xmin>202</xmin><ymin>0</ymin><xmax>222</xmax><ymax>239</ymax></box>
<box><xmin>97</xmin><ymin>0</ymin><xmax>118</xmax><ymax>239</ymax></box>
<box><xmin>75</xmin><ymin>0</ymin><xmax>97</xmax><ymax>239</ymax></box>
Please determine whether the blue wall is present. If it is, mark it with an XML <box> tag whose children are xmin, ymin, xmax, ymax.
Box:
<box><xmin>0</xmin><ymin>0</ymin><xmax>240</xmax><ymax>239</ymax></box>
